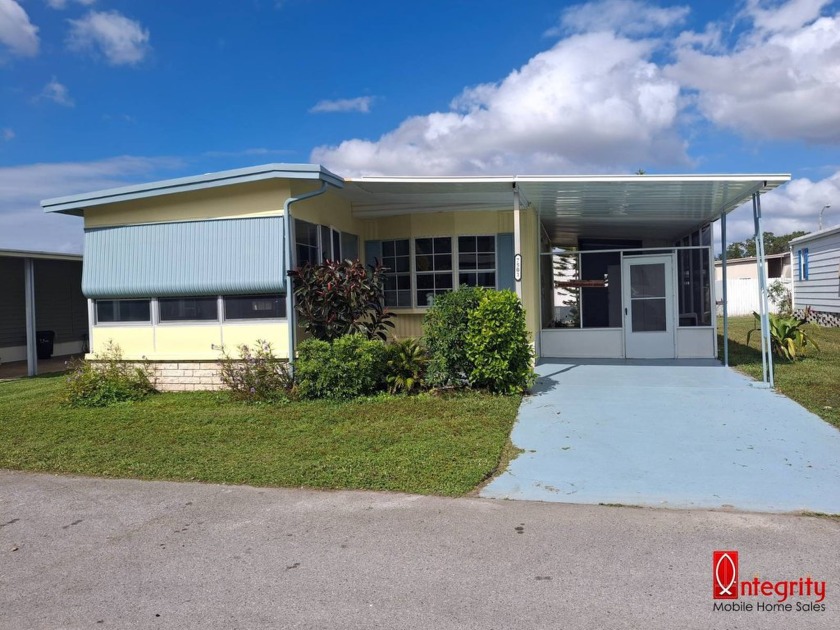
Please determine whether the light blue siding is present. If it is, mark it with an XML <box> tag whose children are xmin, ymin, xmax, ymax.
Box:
<box><xmin>82</xmin><ymin>217</ymin><xmax>285</xmax><ymax>298</ymax></box>
<box><xmin>496</xmin><ymin>233</ymin><xmax>514</xmax><ymax>291</ymax></box>
<box><xmin>364</xmin><ymin>240</ymin><xmax>382</xmax><ymax>266</ymax></box>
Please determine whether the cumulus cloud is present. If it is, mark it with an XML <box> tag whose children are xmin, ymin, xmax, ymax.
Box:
<box><xmin>313</xmin><ymin>31</ymin><xmax>686</xmax><ymax>175</ymax></box>
<box><xmin>550</xmin><ymin>0</ymin><xmax>690</xmax><ymax>37</ymax></box>
<box><xmin>46</xmin><ymin>0</ymin><xmax>96</xmax><ymax>9</ymax></box>
<box><xmin>722</xmin><ymin>169</ymin><xmax>840</xmax><ymax>244</ymax></box>
<box><xmin>67</xmin><ymin>10</ymin><xmax>150</xmax><ymax>66</ymax></box>
<box><xmin>0</xmin><ymin>156</ymin><xmax>183</xmax><ymax>252</ymax></box>
<box><xmin>310</xmin><ymin>96</ymin><xmax>374</xmax><ymax>114</ymax></box>
<box><xmin>0</xmin><ymin>0</ymin><xmax>39</xmax><ymax>57</ymax></box>
<box><xmin>39</xmin><ymin>78</ymin><xmax>74</xmax><ymax>106</ymax></box>
<box><xmin>668</xmin><ymin>0</ymin><xmax>840</xmax><ymax>142</ymax></box>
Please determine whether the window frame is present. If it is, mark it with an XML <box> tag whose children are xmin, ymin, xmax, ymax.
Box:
<box><xmin>157</xmin><ymin>296</ymin><xmax>220</xmax><ymax>324</ymax></box>
<box><xmin>379</xmin><ymin>235</ymin><xmax>499</xmax><ymax>309</ymax></box>
<box><xmin>223</xmin><ymin>294</ymin><xmax>287</xmax><ymax>321</ymax></box>
<box><xmin>94</xmin><ymin>298</ymin><xmax>152</xmax><ymax>325</ymax></box>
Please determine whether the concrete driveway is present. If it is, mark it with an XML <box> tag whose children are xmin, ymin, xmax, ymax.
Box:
<box><xmin>2</xmin><ymin>471</ymin><xmax>839</xmax><ymax>629</ymax></box>
<box><xmin>481</xmin><ymin>359</ymin><xmax>840</xmax><ymax>514</ymax></box>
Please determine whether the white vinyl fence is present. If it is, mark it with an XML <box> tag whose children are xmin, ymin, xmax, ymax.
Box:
<box><xmin>716</xmin><ymin>278</ymin><xmax>791</xmax><ymax>317</ymax></box>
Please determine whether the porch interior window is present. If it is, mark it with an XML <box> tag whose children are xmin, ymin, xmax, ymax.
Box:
<box><xmin>415</xmin><ymin>237</ymin><xmax>453</xmax><ymax>306</ymax></box>
<box><xmin>224</xmin><ymin>295</ymin><xmax>286</xmax><ymax>320</ymax></box>
<box><xmin>382</xmin><ymin>239</ymin><xmax>412</xmax><ymax>308</ymax></box>
<box><xmin>458</xmin><ymin>236</ymin><xmax>496</xmax><ymax>289</ymax></box>
<box><xmin>676</xmin><ymin>226</ymin><xmax>712</xmax><ymax>326</ymax></box>
<box><xmin>295</xmin><ymin>219</ymin><xmax>320</xmax><ymax>266</ymax></box>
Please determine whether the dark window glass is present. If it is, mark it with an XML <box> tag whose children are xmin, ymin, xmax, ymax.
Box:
<box><xmin>295</xmin><ymin>219</ymin><xmax>319</xmax><ymax>266</ymax></box>
<box><xmin>382</xmin><ymin>238</ymin><xmax>412</xmax><ymax>308</ymax></box>
<box><xmin>224</xmin><ymin>295</ymin><xmax>285</xmax><ymax>320</ymax></box>
<box><xmin>96</xmin><ymin>299</ymin><xmax>150</xmax><ymax>323</ymax></box>
<box><xmin>458</xmin><ymin>235</ymin><xmax>496</xmax><ymax>288</ymax></box>
<box><xmin>159</xmin><ymin>297</ymin><xmax>218</xmax><ymax>321</ymax></box>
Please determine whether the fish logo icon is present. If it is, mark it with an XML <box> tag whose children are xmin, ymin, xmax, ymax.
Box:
<box><xmin>713</xmin><ymin>551</ymin><xmax>739</xmax><ymax>599</ymax></box>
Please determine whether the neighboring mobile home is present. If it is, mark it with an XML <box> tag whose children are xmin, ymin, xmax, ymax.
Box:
<box><xmin>0</xmin><ymin>249</ymin><xmax>88</xmax><ymax>376</ymax></box>
<box><xmin>790</xmin><ymin>226</ymin><xmax>840</xmax><ymax>327</ymax></box>
<box><xmin>41</xmin><ymin>164</ymin><xmax>790</xmax><ymax>389</ymax></box>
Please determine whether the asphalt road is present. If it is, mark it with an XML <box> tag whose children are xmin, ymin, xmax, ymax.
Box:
<box><xmin>1</xmin><ymin>471</ymin><xmax>838</xmax><ymax>630</ymax></box>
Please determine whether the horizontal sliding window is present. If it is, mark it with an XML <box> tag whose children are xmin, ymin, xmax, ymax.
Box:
<box><xmin>458</xmin><ymin>235</ymin><xmax>496</xmax><ymax>289</ymax></box>
<box><xmin>224</xmin><ymin>295</ymin><xmax>286</xmax><ymax>320</ymax></box>
<box><xmin>415</xmin><ymin>237</ymin><xmax>453</xmax><ymax>307</ymax></box>
<box><xmin>96</xmin><ymin>299</ymin><xmax>150</xmax><ymax>323</ymax></box>
<box><xmin>159</xmin><ymin>297</ymin><xmax>218</xmax><ymax>322</ymax></box>
<box><xmin>382</xmin><ymin>239</ymin><xmax>412</xmax><ymax>308</ymax></box>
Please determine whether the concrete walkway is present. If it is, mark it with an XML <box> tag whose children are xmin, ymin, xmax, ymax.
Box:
<box><xmin>481</xmin><ymin>359</ymin><xmax>840</xmax><ymax>513</ymax></box>
<box><xmin>2</xmin><ymin>471</ymin><xmax>838</xmax><ymax>629</ymax></box>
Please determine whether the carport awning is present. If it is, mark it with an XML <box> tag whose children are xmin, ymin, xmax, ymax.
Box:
<box><xmin>342</xmin><ymin>174</ymin><xmax>790</xmax><ymax>244</ymax></box>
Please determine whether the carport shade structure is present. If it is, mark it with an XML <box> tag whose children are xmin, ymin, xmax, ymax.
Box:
<box><xmin>343</xmin><ymin>173</ymin><xmax>790</xmax><ymax>381</ymax></box>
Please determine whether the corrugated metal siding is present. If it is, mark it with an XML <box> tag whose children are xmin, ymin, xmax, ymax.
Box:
<box><xmin>83</xmin><ymin>217</ymin><xmax>285</xmax><ymax>298</ymax></box>
<box><xmin>793</xmin><ymin>233</ymin><xmax>840</xmax><ymax>313</ymax></box>
<box><xmin>0</xmin><ymin>257</ymin><xmax>25</xmax><ymax>347</ymax></box>
<box><xmin>34</xmin><ymin>260</ymin><xmax>88</xmax><ymax>344</ymax></box>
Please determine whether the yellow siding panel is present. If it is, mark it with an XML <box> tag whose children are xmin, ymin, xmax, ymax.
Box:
<box><xmin>364</xmin><ymin>211</ymin><xmax>514</xmax><ymax>242</ymax></box>
<box><xmin>289</xmin><ymin>186</ymin><xmax>362</xmax><ymax>237</ymax></box>
<box><xmin>90</xmin><ymin>326</ymin><xmax>154</xmax><ymax>357</ymax></box>
<box><xmin>84</xmin><ymin>179</ymin><xmax>291</xmax><ymax>228</ymax></box>
<box><xmin>155</xmin><ymin>324</ymin><xmax>222</xmax><ymax>357</ymax></box>
<box><xmin>390</xmin><ymin>314</ymin><xmax>424</xmax><ymax>340</ymax></box>
<box><xmin>221</xmin><ymin>323</ymin><xmax>289</xmax><ymax>358</ymax></box>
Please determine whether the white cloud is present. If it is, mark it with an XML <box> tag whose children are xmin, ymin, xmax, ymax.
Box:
<box><xmin>310</xmin><ymin>97</ymin><xmax>374</xmax><ymax>114</ymax></box>
<box><xmin>668</xmin><ymin>1</ymin><xmax>840</xmax><ymax>142</ymax></box>
<box><xmin>47</xmin><ymin>0</ymin><xmax>96</xmax><ymax>10</ymax></box>
<box><xmin>722</xmin><ymin>169</ymin><xmax>840</xmax><ymax>244</ymax></box>
<box><xmin>0</xmin><ymin>156</ymin><xmax>183</xmax><ymax>252</ymax></box>
<box><xmin>551</xmin><ymin>0</ymin><xmax>690</xmax><ymax>37</ymax></box>
<box><xmin>0</xmin><ymin>0</ymin><xmax>39</xmax><ymax>57</ymax></box>
<box><xmin>313</xmin><ymin>31</ymin><xmax>687</xmax><ymax>176</ymax></box>
<box><xmin>67</xmin><ymin>10</ymin><xmax>150</xmax><ymax>66</ymax></box>
<box><xmin>39</xmin><ymin>78</ymin><xmax>74</xmax><ymax>106</ymax></box>
<box><xmin>1</xmin><ymin>127</ymin><xmax>14</xmax><ymax>141</ymax></box>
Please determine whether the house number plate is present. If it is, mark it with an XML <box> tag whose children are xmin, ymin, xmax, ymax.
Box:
<box><xmin>514</xmin><ymin>254</ymin><xmax>522</xmax><ymax>281</ymax></box>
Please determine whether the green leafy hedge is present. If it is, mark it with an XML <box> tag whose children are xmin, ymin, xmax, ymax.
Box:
<box><xmin>295</xmin><ymin>335</ymin><xmax>387</xmax><ymax>400</ymax></box>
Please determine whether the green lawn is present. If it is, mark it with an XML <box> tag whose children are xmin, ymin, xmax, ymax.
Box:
<box><xmin>719</xmin><ymin>316</ymin><xmax>840</xmax><ymax>430</ymax></box>
<box><xmin>0</xmin><ymin>375</ymin><xmax>520</xmax><ymax>496</ymax></box>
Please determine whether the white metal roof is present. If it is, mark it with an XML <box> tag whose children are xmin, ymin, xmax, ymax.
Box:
<box><xmin>41</xmin><ymin>164</ymin><xmax>790</xmax><ymax>245</ymax></box>
<box><xmin>344</xmin><ymin>174</ymin><xmax>790</xmax><ymax>244</ymax></box>
<box><xmin>789</xmin><ymin>224</ymin><xmax>840</xmax><ymax>245</ymax></box>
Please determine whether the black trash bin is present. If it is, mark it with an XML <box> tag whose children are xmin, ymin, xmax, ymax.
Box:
<box><xmin>36</xmin><ymin>330</ymin><xmax>55</xmax><ymax>360</ymax></box>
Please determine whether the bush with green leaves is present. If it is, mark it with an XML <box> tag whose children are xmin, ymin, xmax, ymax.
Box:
<box><xmin>219</xmin><ymin>340</ymin><xmax>293</xmax><ymax>403</ymax></box>
<box><xmin>288</xmin><ymin>259</ymin><xmax>394</xmax><ymax>342</ymax></box>
<box><xmin>295</xmin><ymin>335</ymin><xmax>387</xmax><ymax>400</ymax></box>
<box><xmin>63</xmin><ymin>340</ymin><xmax>156</xmax><ymax>407</ymax></box>
<box><xmin>768</xmin><ymin>280</ymin><xmax>793</xmax><ymax>317</ymax></box>
<box><xmin>465</xmin><ymin>290</ymin><xmax>536</xmax><ymax>393</ymax></box>
<box><xmin>422</xmin><ymin>286</ymin><xmax>486</xmax><ymax>387</ymax></box>
<box><xmin>747</xmin><ymin>309</ymin><xmax>820</xmax><ymax>362</ymax></box>
<box><xmin>385</xmin><ymin>338</ymin><xmax>428</xmax><ymax>394</ymax></box>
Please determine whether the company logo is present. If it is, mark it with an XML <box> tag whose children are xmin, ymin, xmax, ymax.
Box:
<box><xmin>713</xmin><ymin>551</ymin><xmax>739</xmax><ymax>600</ymax></box>
<box><xmin>711</xmin><ymin>550</ymin><xmax>827</xmax><ymax>613</ymax></box>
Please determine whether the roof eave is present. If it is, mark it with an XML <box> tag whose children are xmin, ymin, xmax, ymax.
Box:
<box><xmin>41</xmin><ymin>163</ymin><xmax>345</xmax><ymax>215</ymax></box>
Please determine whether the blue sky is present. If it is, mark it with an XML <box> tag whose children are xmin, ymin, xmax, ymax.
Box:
<box><xmin>1</xmin><ymin>0</ymin><xmax>839</xmax><ymax>252</ymax></box>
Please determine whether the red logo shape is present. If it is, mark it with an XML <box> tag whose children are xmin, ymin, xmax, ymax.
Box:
<box><xmin>713</xmin><ymin>551</ymin><xmax>739</xmax><ymax>599</ymax></box>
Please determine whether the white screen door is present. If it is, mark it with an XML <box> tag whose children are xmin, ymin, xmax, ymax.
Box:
<box><xmin>622</xmin><ymin>254</ymin><xmax>675</xmax><ymax>359</ymax></box>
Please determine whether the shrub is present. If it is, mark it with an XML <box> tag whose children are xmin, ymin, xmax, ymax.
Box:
<box><xmin>422</xmin><ymin>286</ymin><xmax>486</xmax><ymax>387</ymax></box>
<box><xmin>295</xmin><ymin>335</ymin><xmax>387</xmax><ymax>400</ymax></box>
<box><xmin>385</xmin><ymin>338</ymin><xmax>428</xmax><ymax>394</ymax></box>
<box><xmin>747</xmin><ymin>309</ymin><xmax>820</xmax><ymax>362</ymax></box>
<box><xmin>768</xmin><ymin>280</ymin><xmax>793</xmax><ymax>317</ymax></box>
<box><xmin>219</xmin><ymin>340</ymin><xmax>293</xmax><ymax>403</ymax></box>
<box><xmin>288</xmin><ymin>259</ymin><xmax>395</xmax><ymax>342</ymax></box>
<box><xmin>465</xmin><ymin>290</ymin><xmax>536</xmax><ymax>393</ymax></box>
<box><xmin>63</xmin><ymin>340</ymin><xmax>156</xmax><ymax>407</ymax></box>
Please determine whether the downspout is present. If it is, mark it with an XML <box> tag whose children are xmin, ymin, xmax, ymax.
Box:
<box><xmin>283</xmin><ymin>181</ymin><xmax>329</xmax><ymax>374</ymax></box>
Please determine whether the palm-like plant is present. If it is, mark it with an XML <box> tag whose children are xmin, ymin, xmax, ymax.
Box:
<box><xmin>385</xmin><ymin>338</ymin><xmax>428</xmax><ymax>394</ymax></box>
<box><xmin>747</xmin><ymin>309</ymin><xmax>820</xmax><ymax>361</ymax></box>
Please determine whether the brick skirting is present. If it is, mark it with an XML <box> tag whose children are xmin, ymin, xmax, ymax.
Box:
<box><xmin>148</xmin><ymin>361</ymin><xmax>224</xmax><ymax>391</ymax></box>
